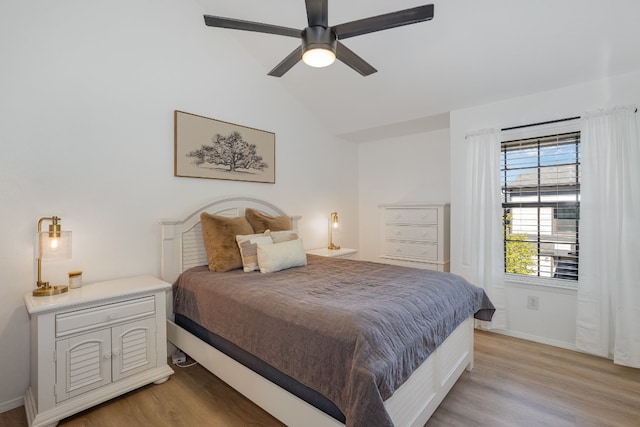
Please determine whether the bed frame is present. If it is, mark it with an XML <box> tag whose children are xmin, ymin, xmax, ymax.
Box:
<box><xmin>160</xmin><ymin>196</ymin><xmax>473</xmax><ymax>427</ymax></box>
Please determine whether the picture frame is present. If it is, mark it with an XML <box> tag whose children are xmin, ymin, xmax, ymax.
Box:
<box><xmin>174</xmin><ymin>110</ymin><xmax>275</xmax><ymax>183</ymax></box>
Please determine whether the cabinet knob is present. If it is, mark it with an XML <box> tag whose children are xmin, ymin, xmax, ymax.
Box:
<box><xmin>112</xmin><ymin>349</ymin><xmax>120</xmax><ymax>357</ymax></box>
<box><xmin>104</xmin><ymin>353</ymin><xmax>111</xmax><ymax>359</ymax></box>
<box><xmin>107</xmin><ymin>313</ymin><xmax>117</xmax><ymax>320</ymax></box>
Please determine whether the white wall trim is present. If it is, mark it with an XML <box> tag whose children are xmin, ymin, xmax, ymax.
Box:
<box><xmin>0</xmin><ymin>396</ymin><xmax>24</xmax><ymax>414</ymax></box>
<box><xmin>487</xmin><ymin>328</ymin><xmax>578</xmax><ymax>352</ymax></box>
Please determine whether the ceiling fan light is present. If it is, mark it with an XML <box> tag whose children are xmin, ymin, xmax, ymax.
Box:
<box><xmin>302</xmin><ymin>47</ymin><xmax>336</xmax><ymax>68</ymax></box>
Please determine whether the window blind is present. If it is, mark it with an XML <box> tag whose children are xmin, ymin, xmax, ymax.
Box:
<box><xmin>501</xmin><ymin>131</ymin><xmax>580</xmax><ymax>281</ymax></box>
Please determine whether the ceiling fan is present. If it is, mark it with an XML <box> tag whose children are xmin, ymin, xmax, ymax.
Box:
<box><xmin>203</xmin><ymin>0</ymin><xmax>435</xmax><ymax>77</ymax></box>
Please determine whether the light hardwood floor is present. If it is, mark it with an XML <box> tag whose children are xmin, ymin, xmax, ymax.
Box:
<box><xmin>3</xmin><ymin>331</ymin><xmax>639</xmax><ymax>426</ymax></box>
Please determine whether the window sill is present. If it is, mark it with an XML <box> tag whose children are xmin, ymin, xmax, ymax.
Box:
<box><xmin>504</xmin><ymin>274</ymin><xmax>578</xmax><ymax>292</ymax></box>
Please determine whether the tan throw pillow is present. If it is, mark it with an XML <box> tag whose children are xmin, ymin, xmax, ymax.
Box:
<box><xmin>200</xmin><ymin>212</ymin><xmax>254</xmax><ymax>272</ymax></box>
<box><xmin>269</xmin><ymin>230</ymin><xmax>299</xmax><ymax>243</ymax></box>
<box><xmin>236</xmin><ymin>233</ymin><xmax>273</xmax><ymax>272</ymax></box>
<box><xmin>245</xmin><ymin>208</ymin><xmax>292</xmax><ymax>233</ymax></box>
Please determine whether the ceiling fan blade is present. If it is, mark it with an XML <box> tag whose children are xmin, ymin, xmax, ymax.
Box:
<box><xmin>204</xmin><ymin>15</ymin><xmax>300</xmax><ymax>38</ymax></box>
<box><xmin>336</xmin><ymin>42</ymin><xmax>377</xmax><ymax>76</ymax></box>
<box><xmin>305</xmin><ymin>0</ymin><xmax>328</xmax><ymax>27</ymax></box>
<box><xmin>267</xmin><ymin>47</ymin><xmax>303</xmax><ymax>77</ymax></box>
<box><xmin>333</xmin><ymin>4</ymin><xmax>434</xmax><ymax>40</ymax></box>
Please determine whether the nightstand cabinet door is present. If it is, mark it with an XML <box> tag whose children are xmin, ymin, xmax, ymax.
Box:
<box><xmin>55</xmin><ymin>329</ymin><xmax>111</xmax><ymax>402</ymax></box>
<box><xmin>112</xmin><ymin>317</ymin><xmax>156</xmax><ymax>382</ymax></box>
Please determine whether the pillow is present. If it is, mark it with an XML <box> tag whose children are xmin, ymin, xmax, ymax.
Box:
<box><xmin>269</xmin><ymin>230</ymin><xmax>299</xmax><ymax>243</ymax></box>
<box><xmin>236</xmin><ymin>233</ymin><xmax>273</xmax><ymax>272</ymax></box>
<box><xmin>200</xmin><ymin>212</ymin><xmax>254</xmax><ymax>272</ymax></box>
<box><xmin>245</xmin><ymin>208</ymin><xmax>292</xmax><ymax>233</ymax></box>
<box><xmin>257</xmin><ymin>238</ymin><xmax>307</xmax><ymax>273</ymax></box>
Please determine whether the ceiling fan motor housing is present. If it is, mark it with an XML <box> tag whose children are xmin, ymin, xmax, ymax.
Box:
<box><xmin>302</xmin><ymin>26</ymin><xmax>337</xmax><ymax>55</ymax></box>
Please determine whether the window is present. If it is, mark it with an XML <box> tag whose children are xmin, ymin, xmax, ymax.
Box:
<box><xmin>501</xmin><ymin>131</ymin><xmax>580</xmax><ymax>282</ymax></box>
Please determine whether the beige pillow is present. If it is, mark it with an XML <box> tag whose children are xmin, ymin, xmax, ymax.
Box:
<box><xmin>245</xmin><ymin>208</ymin><xmax>292</xmax><ymax>233</ymax></box>
<box><xmin>236</xmin><ymin>233</ymin><xmax>273</xmax><ymax>272</ymax></box>
<box><xmin>257</xmin><ymin>238</ymin><xmax>307</xmax><ymax>273</ymax></box>
<box><xmin>200</xmin><ymin>212</ymin><xmax>254</xmax><ymax>272</ymax></box>
<box><xmin>269</xmin><ymin>230</ymin><xmax>299</xmax><ymax>243</ymax></box>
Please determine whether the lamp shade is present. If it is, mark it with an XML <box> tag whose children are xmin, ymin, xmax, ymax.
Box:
<box><xmin>39</xmin><ymin>230</ymin><xmax>72</xmax><ymax>260</ymax></box>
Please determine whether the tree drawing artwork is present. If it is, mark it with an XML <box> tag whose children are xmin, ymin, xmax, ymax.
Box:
<box><xmin>187</xmin><ymin>131</ymin><xmax>268</xmax><ymax>173</ymax></box>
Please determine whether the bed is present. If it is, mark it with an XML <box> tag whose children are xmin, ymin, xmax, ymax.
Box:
<box><xmin>160</xmin><ymin>196</ymin><xmax>494</xmax><ymax>427</ymax></box>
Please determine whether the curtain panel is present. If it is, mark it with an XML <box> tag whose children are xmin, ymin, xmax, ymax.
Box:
<box><xmin>462</xmin><ymin>129</ymin><xmax>506</xmax><ymax>329</ymax></box>
<box><xmin>576</xmin><ymin>106</ymin><xmax>640</xmax><ymax>368</ymax></box>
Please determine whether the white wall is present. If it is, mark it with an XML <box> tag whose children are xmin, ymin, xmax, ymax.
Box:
<box><xmin>450</xmin><ymin>69</ymin><xmax>640</xmax><ymax>348</ymax></box>
<box><xmin>0</xmin><ymin>0</ymin><xmax>358</xmax><ymax>411</ymax></box>
<box><xmin>357</xmin><ymin>129</ymin><xmax>450</xmax><ymax>262</ymax></box>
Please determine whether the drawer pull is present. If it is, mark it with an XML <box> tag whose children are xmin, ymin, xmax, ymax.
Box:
<box><xmin>107</xmin><ymin>313</ymin><xmax>117</xmax><ymax>320</ymax></box>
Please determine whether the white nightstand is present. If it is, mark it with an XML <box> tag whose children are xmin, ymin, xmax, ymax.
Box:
<box><xmin>23</xmin><ymin>276</ymin><xmax>174</xmax><ymax>427</ymax></box>
<box><xmin>306</xmin><ymin>247</ymin><xmax>358</xmax><ymax>259</ymax></box>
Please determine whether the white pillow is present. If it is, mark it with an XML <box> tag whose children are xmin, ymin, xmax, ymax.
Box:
<box><xmin>236</xmin><ymin>233</ymin><xmax>274</xmax><ymax>272</ymax></box>
<box><xmin>257</xmin><ymin>238</ymin><xmax>307</xmax><ymax>273</ymax></box>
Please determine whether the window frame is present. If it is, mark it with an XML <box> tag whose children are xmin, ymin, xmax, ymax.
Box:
<box><xmin>500</xmin><ymin>123</ymin><xmax>581</xmax><ymax>287</ymax></box>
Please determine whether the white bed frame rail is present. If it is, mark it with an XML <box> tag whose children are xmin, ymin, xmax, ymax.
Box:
<box><xmin>159</xmin><ymin>196</ymin><xmax>472</xmax><ymax>427</ymax></box>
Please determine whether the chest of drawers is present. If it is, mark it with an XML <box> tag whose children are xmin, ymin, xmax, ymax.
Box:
<box><xmin>379</xmin><ymin>203</ymin><xmax>450</xmax><ymax>272</ymax></box>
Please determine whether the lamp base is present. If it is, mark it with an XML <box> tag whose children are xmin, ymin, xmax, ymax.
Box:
<box><xmin>328</xmin><ymin>244</ymin><xmax>341</xmax><ymax>250</ymax></box>
<box><xmin>33</xmin><ymin>285</ymin><xmax>69</xmax><ymax>297</ymax></box>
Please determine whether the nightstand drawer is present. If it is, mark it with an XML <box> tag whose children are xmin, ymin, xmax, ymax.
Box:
<box><xmin>384</xmin><ymin>241</ymin><xmax>438</xmax><ymax>261</ymax></box>
<box><xmin>385</xmin><ymin>225</ymin><xmax>438</xmax><ymax>242</ymax></box>
<box><xmin>56</xmin><ymin>296</ymin><xmax>155</xmax><ymax>338</ymax></box>
<box><xmin>384</xmin><ymin>208</ymin><xmax>438</xmax><ymax>225</ymax></box>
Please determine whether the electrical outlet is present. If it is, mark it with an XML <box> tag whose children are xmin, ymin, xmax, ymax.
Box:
<box><xmin>527</xmin><ymin>295</ymin><xmax>539</xmax><ymax>310</ymax></box>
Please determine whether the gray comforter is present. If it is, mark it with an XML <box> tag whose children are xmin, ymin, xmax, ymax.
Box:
<box><xmin>173</xmin><ymin>255</ymin><xmax>494</xmax><ymax>427</ymax></box>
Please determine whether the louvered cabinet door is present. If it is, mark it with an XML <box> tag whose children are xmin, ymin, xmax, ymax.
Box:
<box><xmin>111</xmin><ymin>317</ymin><xmax>157</xmax><ymax>382</ymax></box>
<box><xmin>55</xmin><ymin>329</ymin><xmax>111</xmax><ymax>403</ymax></box>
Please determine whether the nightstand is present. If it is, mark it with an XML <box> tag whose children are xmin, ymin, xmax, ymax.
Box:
<box><xmin>23</xmin><ymin>276</ymin><xmax>174</xmax><ymax>427</ymax></box>
<box><xmin>306</xmin><ymin>247</ymin><xmax>358</xmax><ymax>259</ymax></box>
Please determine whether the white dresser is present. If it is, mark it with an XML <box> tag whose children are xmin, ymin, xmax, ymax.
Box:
<box><xmin>24</xmin><ymin>276</ymin><xmax>174</xmax><ymax>427</ymax></box>
<box><xmin>379</xmin><ymin>203</ymin><xmax>450</xmax><ymax>272</ymax></box>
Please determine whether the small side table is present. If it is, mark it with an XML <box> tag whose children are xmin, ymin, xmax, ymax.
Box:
<box><xmin>306</xmin><ymin>247</ymin><xmax>358</xmax><ymax>259</ymax></box>
<box><xmin>24</xmin><ymin>276</ymin><xmax>174</xmax><ymax>427</ymax></box>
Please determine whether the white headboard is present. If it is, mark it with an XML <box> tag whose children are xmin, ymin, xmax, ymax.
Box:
<box><xmin>159</xmin><ymin>196</ymin><xmax>300</xmax><ymax>283</ymax></box>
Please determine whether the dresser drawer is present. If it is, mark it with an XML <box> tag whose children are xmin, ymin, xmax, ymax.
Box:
<box><xmin>384</xmin><ymin>208</ymin><xmax>438</xmax><ymax>225</ymax></box>
<box><xmin>384</xmin><ymin>241</ymin><xmax>438</xmax><ymax>261</ymax></box>
<box><xmin>385</xmin><ymin>225</ymin><xmax>438</xmax><ymax>242</ymax></box>
<box><xmin>56</xmin><ymin>296</ymin><xmax>155</xmax><ymax>338</ymax></box>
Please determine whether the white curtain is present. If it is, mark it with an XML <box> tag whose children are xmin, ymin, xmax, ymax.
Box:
<box><xmin>462</xmin><ymin>129</ymin><xmax>506</xmax><ymax>329</ymax></box>
<box><xmin>576</xmin><ymin>106</ymin><xmax>640</xmax><ymax>368</ymax></box>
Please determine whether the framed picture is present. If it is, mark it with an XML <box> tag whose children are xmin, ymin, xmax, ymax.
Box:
<box><xmin>174</xmin><ymin>110</ymin><xmax>275</xmax><ymax>183</ymax></box>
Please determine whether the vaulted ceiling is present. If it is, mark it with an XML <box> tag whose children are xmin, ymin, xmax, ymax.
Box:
<box><xmin>196</xmin><ymin>0</ymin><xmax>640</xmax><ymax>141</ymax></box>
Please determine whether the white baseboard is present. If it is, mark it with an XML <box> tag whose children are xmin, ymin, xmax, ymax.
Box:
<box><xmin>485</xmin><ymin>328</ymin><xmax>578</xmax><ymax>352</ymax></box>
<box><xmin>0</xmin><ymin>395</ymin><xmax>24</xmax><ymax>414</ymax></box>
